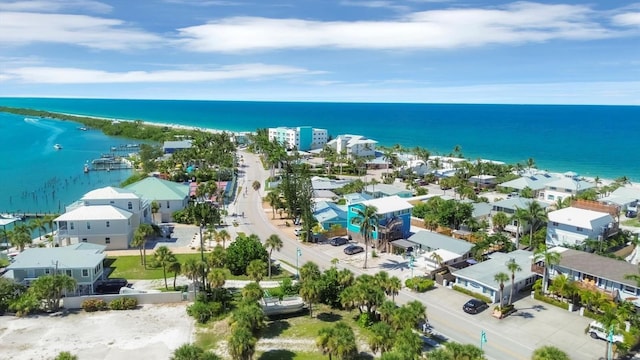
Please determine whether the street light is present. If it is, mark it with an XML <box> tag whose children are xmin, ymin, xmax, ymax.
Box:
<box><xmin>480</xmin><ymin>330</ymin><xmax>487</xmax><ymax>350</ymax></box>
<box><xmin>296</xmin><ymin>247</ymin><xmax>302</xmax><ymax>279</ymax></box>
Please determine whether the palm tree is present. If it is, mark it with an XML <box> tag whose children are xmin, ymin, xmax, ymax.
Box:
<box><xmin>171</xmin><ymin>343</ymin><xmax>221</xmax><ymax>360</ymax></box>
<box><xmin>300</xmin><ymin>279</ymin><xmax>321</xmax><ymax>318</ymax></box>
<box><xmin>182</xmin><ymin>257</ymin><xmax>200</xmax><ymax>297</ymax></box>
<box><xmin>216</xmin><ymin>229</ymin><xmax>230</xmax><ymax>248</ymax></box>
<box><xmin>31</xmin><ymin>217</ymin><xmax>48</xmax><ymax>242</ymax></box>
<box><xmin>428</xmin><ymin>342</ymin><xmax>485</xmax><ymax>360</ymax></box>
<box><xmin>506</xmin><ymin>258</ymin><xmax>522</xmax><ymax>305</ymax></box>
<box><xmin>525</xmin><ymin>201</ymin><xmax>547</xmax><ymax>248</ymax></box>
<box><xmin>154</xmin><ymin>246</ymin><xmax>176</xmax><ymax>290</ymax></box>
<box><xmin>350</xmin><ymin>205</ymin><xmax>379</xmax><ymax>269</ymax></box>
<box><xmin>492</xmin><ymin>212</ymin><xmax>509</xmax><ymax>233</ymax></box>
<box><xmin>368</xmin><ymin>321</ymin><xmax>394</xmax><ymax>356</ymax></box>
<box><xmin>377</xmin><ymin>300</ymin><xmax>397</xmax><ymax>324</ymax></box>
<box><xmin>241</xmin><ymin>282</ymin><xmax>263</xmax><ymax>303</ymax></box>
<box><xmin>207</xmin><ymin>245</ymin><xmax>226</xmax><ymax>269</ymax></box>
<box><xmin>130</xmin><ymin>230</ymin><xmax>146</xmax><ymax>266</ymax></box>
<box><xmin>135</xmin><ymin>223</ymin><xmax>155</xmax><ymax>267</ymax></box>
<box><xmin>300</xmin><ymin>261</ymin><xmax>321</xmax><ymax>282</ymax></box>
<box><xmin>316</xmin><ymin>321</ymin><xmax>358</xmax><ymax>360</ymax></box>
<box><xmin>227</xmin><ymin>326</ymin><xmax>256</xmax><ymax>360</ymax></box>
<box><xmin>387</xmin><ymin>276</ymin><xmax>402</xmax><ymax>302</ymax></box>
<box><xmin>246</xmin><ymin>259</ymin><xmax>267</xmax><ymax>284</ymax></box>
<box><xmin>430</xmin><ymin>252</ymin><xmax>444</xmax><ymax>268</ymax></box>
<box><xmin>494</xmin><ymin>272</ymin><xmax>509</xmax><ymax>310</ymax></box>
<box><xmin>10</xmin><ymin>224</ymin><xmax>32</xmax><ymax>252</ymax></box>
<box><xmin>265</xmin><ymin>191</ymin><xmax>280</xmax><ymax>219</ymax></box>
<box><xmin>533</xmin><ymin>245</ymin><xmax>562</xmax><ymax>294</ymax></box>
<box><xmin>264</xmin><ymin>234</ymin><xmax>283</xmax><ymax>278</ymax></box>
<box><xmin>208</xmin><ymin>268</ymin><xmax>226</xmax><ymax>289</ymax></box>
<box><xmin>168</xmin><ymin>260</ymin><xmax>182</xmax><ymax>290</ymax></box>
<box><xmin>511</xmin><ymin>207</ymin><xmax>529</xmax><ymax>249</ymax></box>
<box><xmin>531</xmin><ymin>345</ymin><xmax>570</xmax><ymax>360</ymax></box>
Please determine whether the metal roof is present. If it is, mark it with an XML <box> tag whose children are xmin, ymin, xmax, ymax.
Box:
<box><xmin>125</xmin><ymin>177</ymin><xmax>189</xmax><ymax>201</ymax></box>
<box><xmin>453</xmin><ymin>250</ymin><xmax>535</xmax><ymax>290</ymax></box>
<box><xmin>408</xmin><ymin>230</ymin><xmax>473</xmax><ymax>255</ymax></box>
<box><xmin>7</xmin><ymin>243</ymin><xmax>106</xmax><ymax>270</ymax></box>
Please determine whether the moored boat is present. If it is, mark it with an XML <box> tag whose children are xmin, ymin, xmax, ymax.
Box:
<box><xmin>53</xmin><ymin>144</ymin><xmax>63</xmax><ymax>150</ymax></box>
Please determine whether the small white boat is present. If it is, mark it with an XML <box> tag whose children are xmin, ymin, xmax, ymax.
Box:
<box><xmin>54</xmin><ymin>144</ymin><xmax>63</xmax><ymax>150</ymax></box>
<box><xmin>260</xmin><ymin>296</ymin><xmax>306</xmax><ymax>316</ymax></box>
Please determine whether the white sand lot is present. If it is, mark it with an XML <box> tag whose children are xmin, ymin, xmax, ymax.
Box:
<box><xmin>0</xmin><ymin>304</ymin><xmax>194</xmax><ymax>360</ymax></box>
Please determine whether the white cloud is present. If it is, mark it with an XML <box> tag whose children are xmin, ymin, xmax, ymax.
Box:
<box><xmin>162</xmin><ymin>0</ymin><xmax>241</xmax><ymax>6</ymax></box>
<box><xmin>0</xmin><ymin>12</ymin><xmax>162</xmax><ymax>50</ymax></box>
<box><xmin>177</xmin><ymin>2</ymin><xmax>617</xmax><ymax>53</ymax></box>
<box><xmin>1</xmin><ymin>64</ymin><xmax>316</xmax><ymax>83</ymax></box>
<box><xmin>339</xmin><ymin>1</ymin><xmax>410</xmax><ymax>12</ymax></box>
<box><xmin>0</xmin><ymin>0</ymin><xmax>112</xmax><ymax>13</ymax></box>
<box><xmin>612</xmin><ymin>12</ymin><xmax>640</xmax><ymax>27</ymax></box>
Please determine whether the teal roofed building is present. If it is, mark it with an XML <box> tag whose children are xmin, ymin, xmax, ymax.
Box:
<box><xmin>125</xmin><ymin>177</ymin><xmax>190</xmax><ymax>223</ymax></box>
<box><xmin>313</xmin><ymin>201</ymin><xmax>348</xmax><ymax>230</ymax></box>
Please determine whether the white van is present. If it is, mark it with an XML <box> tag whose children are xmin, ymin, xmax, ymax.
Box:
<box><xmin>587</xmin><ymin>321</ymin><xmax>624</xmax><ymax>343</ymax></box>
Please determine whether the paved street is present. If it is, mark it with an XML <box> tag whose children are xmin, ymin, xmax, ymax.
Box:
<box><xmin>228</xmin><ymin>150</ymin><xmax>605</xmax><ymax>360</ymax></box>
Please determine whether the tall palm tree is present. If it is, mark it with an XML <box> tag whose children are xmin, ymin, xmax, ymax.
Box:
<box><xmin>265</xmin><ymin>191</ymin><xmax>281</xmax><ymax>219</ymax></box>
<box><xmin>525</xmin><ymin>201</ymin><xmax>547</xmax><ymax>248</ymax></box>
<box><xmin>300</xmin><ymin>279</ymin><xmax>321</xmax><ymax>318</ymax></box>
<box><xmin>207</xmin><ymin>245</ymin><xmax>226</xmax><ymax>269</ymax></box>
<box><xmin>136</xmin><ymin>223</ymin><xmax>155</xmax><ymax>267</ymax></box>
<box><xmin>492</xmin><ymin>212</ymin><xmax>509</xmax><ymax>233</ymax></box>
<box><xmin>30</xmin><ymin>217</ymin><xmax>48</xmax><ymax>242</ymax></box>
<box><xmin>511</xmin><ymin>207</ymin><xmax>529</xmax><ymax>249</ymax></box>
<box><xmin>168</xmin><ymin>260</ymin><xmax>182</xmax><ymax>290</ymax></box>
<box><xmin>182</xmin><ymin>257</ymin><xmax>200</xmax><ymax>297</ymax></box>
<box><xmin>506</xmin><ymin>258</ymin><xmax>522</xmax><ymax>305</ymax></box>
<box><xmin>246</xmin><ymin>259</ymin><xmax>267</xmax><ymax>284</ymax></box>
<box><xmin>494</xmin><ymin>272</ymin><xmax>509</xmax><ymax>310</ymax></box>
<box><xmin>264</xmin><ymin>234</ymin><xmax>283</xmax><ymax>278</ymax></box>
<box><xmin>154</xmin><ymin>246</ymin><xmax>176</xmax><ymax>290</ymax></box>
<box><xmin>534</xmin><ymin>245</ymin><xmax>562</xmax><ymax>294</ymax></box>
<box><xmin>387</xmin><ymin>276</ymin><xmax>402</xmax><ymax>302</ymax></box>
<box><xmin>300</xmin><ymin>261</ymin><xmax>321</xmax><ymax>282</ymax></box>
<box><xmin>350</xmin><ymin>205</ymin><xmax>379</xmax><ymax>269</ymax></box>
<box><xmin>428</xmin><ymin>342</ymin><xmax>485</xmax><ymax>360</ymax></box>
<box><xmin>316</xmin><ymin>321</ymin><xmax>358</xmax><ymax>360</ymax></box>
<box><xmin>130</xmin><ymin>229</ymin><xmax>146</xmax><ymax>266</ymax></box>
<box><xmin>241</xmin><ymin>282</ymin><xmax>263</xmax><ymax>303</ymax></box>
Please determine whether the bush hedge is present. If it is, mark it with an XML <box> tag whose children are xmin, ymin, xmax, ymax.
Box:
<box><xmin>187</xmin><ymin>301</ymin><xmax>224</xmax><ymax>324</ymax></box>
<box><xmin>452</xmin><ymin>285</ymin><xmax>492</xmax><ymax>304</ymax></box>
<box><xmin>109</xmin><ymin>297</ymin><xmax>138</xmax><ymax>310</ymax></box>
<box><xmin>81</xmin><ymin>299</ymin><xmax>108</xmax><ymax>312</ymax></box>
<box><xmin>533</xmin><ymin>291</ymin><xmax>569</xmax><ymax>310</ymax></box>
<box><xmin>405</xmin><ymin>277</ymin><xmax>435</xmax><ymax>292</ymax></box>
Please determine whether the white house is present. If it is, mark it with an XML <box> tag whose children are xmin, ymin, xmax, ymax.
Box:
<box><xmin>54</xmin><ymin>205</ymin><xmax>134</xmax><ymax>250</ymax></box>
<box><xmin>401</xmin><ymin>230</ymin><xmax>473</xmax><ymax>271</ymax></box>
<box><xmin>74</xmin><ymin>186</ymin><xmax>150</xmax><ymax>227</ymax></box>
<box><xmin>268</xmin><ymin>126</ymin><xmax>328</xmax><ymax>151</ymax></box>
<box><xmin>546</xmin><ymin>207</ymin><xmax>617</xmax><ymax>248</ymax></box>
<box><xmin>326</xmin><ymin>134</ymin><xmax>377</xmax><ymax>158</ymax></box>
<box><xmin>125</xmin><ymin>177</ymin><xmax>190</xmax><ymax>223</ymax></box>
<box><xmin>543</xmin><ymin>177</ymin><xmax>594</xmax><ymax>203</ymax></box>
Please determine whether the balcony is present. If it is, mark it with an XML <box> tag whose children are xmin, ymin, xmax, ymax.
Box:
<box><xmin>531</xmin><ymin>264</ymin><xmax>545</xmax><ymax>275</ymax></box>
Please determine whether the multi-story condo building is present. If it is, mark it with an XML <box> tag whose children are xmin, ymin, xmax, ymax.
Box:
<box><xmin>268</xmin><ymin>126</ymin><xmax>328</xmax><ymax>151</ymax></box>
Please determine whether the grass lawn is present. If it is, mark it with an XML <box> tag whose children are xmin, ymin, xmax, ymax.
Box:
<box><xmin>261</xmin><ymin>305</ymin><xmax>361</xmax><ymax>339</ymax></box>
<box><xmin>107</xmin><ymin>254</ymin><xmax>293</xmax><ymax>281</ymax></box>
<box><xmin>622</xmin><ymin>219</ymin><xmax>640</xmax><ymax>227</ymax></box>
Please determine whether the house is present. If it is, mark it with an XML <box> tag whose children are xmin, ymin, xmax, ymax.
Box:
<box><xmin>540</xmin><ymin>247</ymin><xmax>640</xmax><ymax>307</ymax></box>
<box><xmin>398</xmin><ymin>160</ymin><xmax>430</xmax><ymax>177</ymax></box>
<box><xmin>347</xmin><ymin>196</ymin><xmax>413</xmax><ymax>251</ymax></box>
<box><xmin>125</xmin><ymin>177</ymin><xmax>190</xmax><ymax>223</ymax></box>
<box><xmin>453</xmin><ymin>250</ymin><xmax>536</xmax><ymax>303</ymax></box>
<box><xmin>601</xmin><ymin>186</ymin><xmax>640</xmax><ymax>210</ymax></box>
<box><xmin>313</xmin><ymin>201</ymin><xmax>348</xmax><ymax>230</ymax></box>
<box><xmin>499</xmin><ymin>173</ymin><xmax>560</xmax><ymax>199</ymax></box>
<box><xmin>162</xmin><ymin>139</ymin><xmax>193</xmax><ymax>154</ymax></box>
<box><xmin>70</xmin><ymin>186</ymin><xmax>150</xmax><ymax>227</ymax></box>
<box><xmin>490</xmin><ymin>198</ymin><xmax>550</xmax><ymax>235</ymax></box>
<box><xmin>4</xmin><ymin>243</ymin><xmax>106</xmax><ymax>295</ymax></box>
<box><xmin>313</xmin><ymin>190</ymin><xmax>339</xmax><ymax>203</ymax></box>
<box><xmin>311</xmin><ymin>176</ymin><xmax>354</xmax><ymax>191</ymax></box>
<box><xmin>326</xmin><ymin>134</ymin><xmax>377</xmax><ymax>158</ymax></box>
<box><xmin>54</xmin><ymin>205</ymin><xmax>134</xmax><ymax>250</ymax></box>
<box><xmin>268</xmin><ymin>126</ymin><xmax>328</xmax><ymax>151</ymax></box>
<box><xmin>546</xmin><ymin>207</ymin><xmax>617</xmax><ymax>248</ymax></box>
<box><xmin>343</xmin><ymin>192</ymin><xmax>373</xmax><ymax>205</ymax></box>
<box><xmin>543</xmin><ymin>176</ymin><xmax>594</xmax><ymax>203</ymax></box>
<box><xmin>399</xmin><ymin>230</ymin><xmax>473</xmax><ymax>271</ymax></box>
<box><xmin>363</xmin><ymin>183</ymin><xmax>413</xmax><ymax>199</ymax></box>
<box><xmin>469</xmin><ymin>175</ymin><xmax>497</xmax><ymax>189</ymax></box>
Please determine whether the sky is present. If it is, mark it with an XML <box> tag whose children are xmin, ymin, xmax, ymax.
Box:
<box><xmin>0</xmin><ymin>0</ymin><xmax>639</xmax><ymax>104</ymax></box>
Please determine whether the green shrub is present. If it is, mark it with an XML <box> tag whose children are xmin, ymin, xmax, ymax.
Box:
<box><xmin>405</xmin><ymin>277</ymin><xmax>435</xmax><ymax>292</ymax></box>
<box><xmin>109</xmin><ymin>297</ymin><xmax>138</xmax><ymax>310</ymax></box>
<box><xmin>81</xmin><ymin>298</ymin><xmax>108</xmax><ymax>312</ymax></box>
<box><xmin>452</xmin><ymin>285</ymin><xmax>492</xmax><ymax>304</ymax></box>
<box><xmin>187</xmin><ymin>301</ymin><xmax>224</xmax><ymax>324</ymax></box>
<box><xmin>533</xmin><ymin>292</ymin><xmax>569</xmax><ymax>310</ymax></box>
<box><xmin>357</xmin><ymin>313</ymin><xmax>374</xmax><ymax>328</ymax></box>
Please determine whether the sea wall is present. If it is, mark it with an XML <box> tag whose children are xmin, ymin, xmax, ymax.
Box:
<box><xmin>62</xmin><ymin>291</ymin><xmax>193</xmax><ymax>309</ymax></box>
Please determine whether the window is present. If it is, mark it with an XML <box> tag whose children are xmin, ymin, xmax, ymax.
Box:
<box><xmin>44</xmin><ymin>268</ymin><xmax>51</xmax><ymax>275</ymax></box>
<box><xmin>82</xmin><ymin>238</ymin><xmax>87</xmax><ymax>242</ymax></box>
<box><xmin>82</xmin><ymin>269</ymin><xmax>89</xmax><ymax>277</ymax></box>
<box><xmin>128</xmin><ymin>201</ymin><xmax>133</xmax><ymax>210</ymax></box>
<box><xmin>65</xmin><ymin>270</ymin><xmax>72</xmax><ymax>277</ymax></box>
<box><xmin>106</xmin><ymin>221</ymin><xmax>110</xmax><ymax>228</ymax></box>
<box><xmin>70</xmin><ymin>222</ymin><xmax>74</xmax><ymax>230</ymax></box>
<box><xmin>576</xmin><ymin>227</ymin><xmax>583</xmax><ymax>232</ymax></box>
<box><xmin>105</xmin><ymin>237</ymin><xmax>111</xmax><ymax>244</ymax></box>
<box><xmin>86</xmin><ymin>222</ymin><xmax>91</xmax><ymax>230</ymax></box>
<box><xmin>552</xmin><ymin>222</ymin><xmax>558</xmax><ymax>226</ymax></box>
<box><xmin>166</xmin><ymin>201</ymin><xmax>170</xmax><ymax>209</ymax></box>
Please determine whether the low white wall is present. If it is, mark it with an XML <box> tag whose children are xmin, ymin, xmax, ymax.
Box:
<box><xmin>63</xmin><ymin>291</ymin><xmax>194</xmax><ymax>309</ymax></box>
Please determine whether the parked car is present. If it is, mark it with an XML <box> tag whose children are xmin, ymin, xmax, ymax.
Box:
<box><xmin>462</xmin><ymin>299</ymin><xmax>489</xmax><ymax>314</ymax></box>
<box><xmin>626</xmin><ymin>210</ymin><xmax>637</xmax><ymax>218</ymax></box>
<box><xmin>329</xmin><ymin>237</ymin><xmax>348</xmax><ymax>246</ymax></box>
<box><xmin>294</xmin><ymin>227</ymin><xmax>303</xmax><ymax>236</ymax></box>
<box><xmin>96</xmin><ymin>278</ymin><xmax>129</xmax><ymax>294</ymax></box>
<box><xmin>344</xmin><ymin>245</ymin><xmax>364</xmax><ymax>255</ymax></box>
<box><xmin>587</xmin><ymin>321</ymin><xmax>623</xmax><ymax>343</ymax></box>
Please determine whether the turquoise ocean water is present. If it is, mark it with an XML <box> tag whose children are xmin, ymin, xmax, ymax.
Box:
<box><xmin>1</xmin><ymin>97</ymin><xmax>639</xmax><ymax>213</ymax></box>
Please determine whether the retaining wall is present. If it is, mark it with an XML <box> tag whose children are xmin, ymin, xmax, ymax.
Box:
<box><xmin>62</xmin><ymin>291</ymin><xmax>193</xmax><ymax>309</ymax></box>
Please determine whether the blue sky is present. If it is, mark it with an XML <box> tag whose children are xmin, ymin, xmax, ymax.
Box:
<box><xmin>1</xmin><ymin>0</ymin><xmax>639</xmax><ymax>104</ymax></box>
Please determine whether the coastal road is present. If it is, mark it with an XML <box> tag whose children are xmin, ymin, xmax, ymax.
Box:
<box><xmin>230</xmin><ymin>150</ymin><xmax>602</xmax><ymax>360</ymax></box>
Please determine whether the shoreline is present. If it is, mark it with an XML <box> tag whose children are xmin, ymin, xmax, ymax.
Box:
<box><xmin>4</xmin><ymin>107</ymin><xmax>640</xmax><ymax>188</ymax></box>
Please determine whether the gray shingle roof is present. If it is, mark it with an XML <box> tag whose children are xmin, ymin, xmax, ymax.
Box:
<box><xmin>555</xmin><ymin>248</ymin><xmax>639</xmax><ymax>288</ymax></box>
<box><xmin>453</xmin><ymin>250</ymin><xmax>535</xmax><ymax>290</ymax></box>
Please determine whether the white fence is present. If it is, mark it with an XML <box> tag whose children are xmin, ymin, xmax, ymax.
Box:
<box><xmin>63</xmin><ymin>291</ymin><xmax>194</xmax><ymax>309</ymax></box>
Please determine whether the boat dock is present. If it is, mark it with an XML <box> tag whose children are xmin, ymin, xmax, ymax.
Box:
<box><xmin>90</xmin><ymin>155</ymin><xmax>133</xmax><ymax>171</ymax></box>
